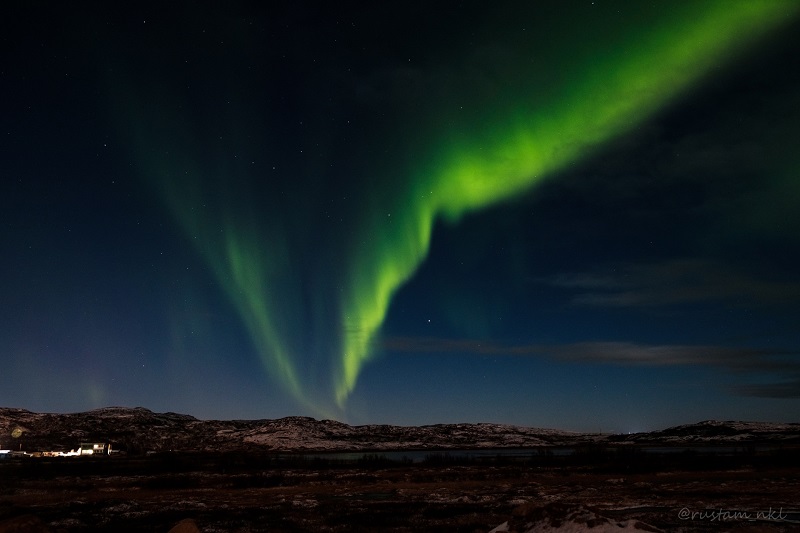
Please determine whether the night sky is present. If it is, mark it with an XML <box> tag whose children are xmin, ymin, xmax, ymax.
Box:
<box><xmin>3</xmin><ymin>1</ymin><xmax>799</xmax><ymax>431</ymax></box>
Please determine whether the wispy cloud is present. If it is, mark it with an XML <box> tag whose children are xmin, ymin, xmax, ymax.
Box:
<box><xmin>733</xmin><ymin>380</ymin><xmax>800</xmax><ymax>399</ymax></box>
<box><xmin>547</xmin><ymin>259</ymin><xmax>800</xmax><ymax>308</ymax></box>
<box><xmin>382</xmin><ymin>336</ymin><xmax>800</xmax><ymax>398</ymax></box>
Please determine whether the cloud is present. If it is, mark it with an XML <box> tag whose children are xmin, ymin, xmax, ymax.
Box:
<box><xmin>733</xmin><ymin>380</ymin><xmax>800</xmax><ymax>399</ymax></box>
<box><xmin>547</xmin><ymin>342</ymin><xmax>800</xmax><ymax>374</ymax></box>
<box><xmin>546</xmin><ymin>259</ymin><xmax>800</xmax><ymax>308</ymax></box>
<box><xmin>382</xmin><ymin>336</ymin><xmax>800</xmax><ymax>398</ymax></box>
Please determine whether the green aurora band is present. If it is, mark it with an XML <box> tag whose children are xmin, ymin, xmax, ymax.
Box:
<box><xmin>120</xmin><ymin>1</ymin><xmax>797</xmax><ymax>416</ymax></box>
<box><xmin>335</xmin><ymin>2</ymin><xmax>798</xmax><ymax>406</ymax></box>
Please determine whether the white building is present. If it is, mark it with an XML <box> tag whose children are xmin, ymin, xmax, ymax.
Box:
<box><xmin>79</xmin><ymin>442</ymin><xmax>111</xmax><ymax>455</ymax></box>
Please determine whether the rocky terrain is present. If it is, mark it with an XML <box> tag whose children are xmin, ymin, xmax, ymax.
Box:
<box><xmin>608</xmin><ymin>420</ymin><xmax>800</xmax><ymax>445</ymax></box>
<box><xmin>1</xmin><ymin>407</ymin><xmax>798</xmax><ymax>455</ymax></box>
<box><xmin>2</xmin><ymin>453</ymin><xmax>799</xmax><ymax>532</ymax></box>
<box><xmin>2</xmin><ymin>408</ymin><xmax>799</xmax><ymax>532</ymax></box>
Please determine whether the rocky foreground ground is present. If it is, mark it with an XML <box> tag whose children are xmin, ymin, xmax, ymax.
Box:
<box><xmin>1</xmin><ymin>455</ymin><xmax>799</xmax><ymax>532</ymax></box>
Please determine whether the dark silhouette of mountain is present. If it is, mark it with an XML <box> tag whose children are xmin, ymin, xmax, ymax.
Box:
<box><xmin>1</xmin><ymin>407</ymin><xmax>798</xmax><ymax>454</ymax></box>
<box><xmin>608</xmin><ymin>419</ymin><xmax>800</xmax><ymax>444</ymax></box>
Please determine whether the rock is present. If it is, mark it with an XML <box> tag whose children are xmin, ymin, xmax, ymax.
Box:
<box><xmin>493</xmin><ymin>502</ymin><xmax>664</xmax><ymax>532</ymax></box>
<box><xmin>0</xmin><ymin>515</ymin><xmax>52</xmax><ymax>533</ymax></box>
<box><xmin>167</xmin><ymin>518</ymin><xmax>200</xmax><ymax>533</ymax></box>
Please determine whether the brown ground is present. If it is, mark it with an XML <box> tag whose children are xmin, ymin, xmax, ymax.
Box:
<box><xmin>1</xmin><ymin>454</ymin><xmax>798</xmax><ymax>532</ymax></box>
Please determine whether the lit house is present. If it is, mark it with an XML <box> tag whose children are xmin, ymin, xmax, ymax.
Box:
<box><xmin>79</xmin><ymin>442</ymin><xmax>111</xmax><ymax>455</ymax></box>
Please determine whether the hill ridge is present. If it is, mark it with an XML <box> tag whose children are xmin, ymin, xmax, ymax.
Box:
<box><xmin>1</xmin><ymin>407</ymin><xmax>798</xmax><ymax>454</ymax></box>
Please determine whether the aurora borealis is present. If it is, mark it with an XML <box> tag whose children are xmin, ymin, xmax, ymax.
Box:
<box><xmin>3</xmin><ymin>1</ymin><xmax>800</xmax><ymax>429</ymax></box>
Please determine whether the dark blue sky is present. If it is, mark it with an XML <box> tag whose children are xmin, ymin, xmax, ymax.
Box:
<box><xmin>2</xmin><ymin>1</ymin><xmax>799</xmax><ymax>431</ymax></box>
